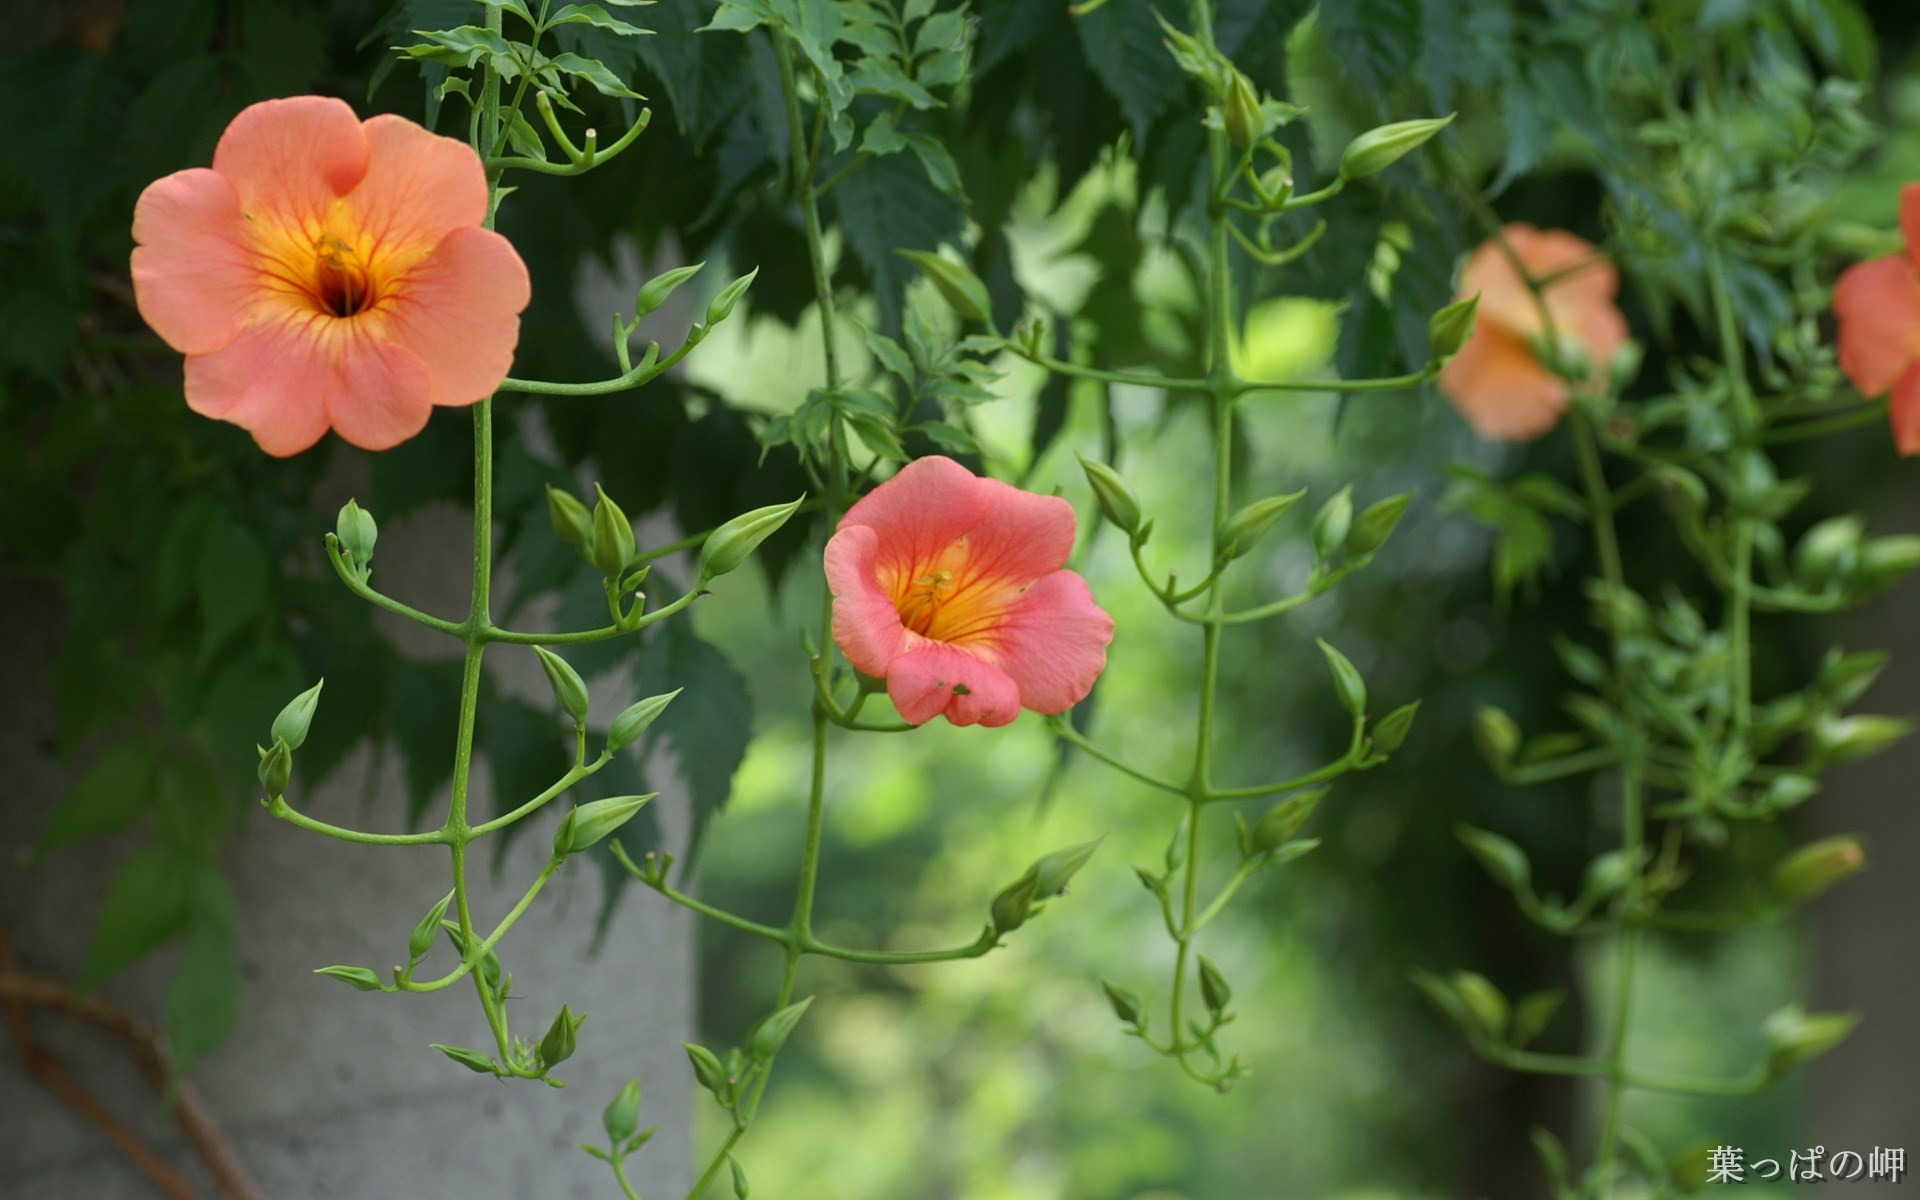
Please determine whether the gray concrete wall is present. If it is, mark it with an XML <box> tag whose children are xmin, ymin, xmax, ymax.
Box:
<box><xmin>0</xmin><ymin>501</ymin><xmax>695</xmax><ymax>1200</ymax></box>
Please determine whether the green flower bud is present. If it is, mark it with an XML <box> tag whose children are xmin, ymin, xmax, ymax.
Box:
<box><xmin>1310</xmin><ymin>487</ymin><xmax>1352</xmax><ymax>561</ymax></box>
<box><xmin>534</xmin><ymin>646</ymin><xmax>591</xmax><ymax>726</ymax></box>
<box><xmin>1427</xmin><ymin>294</ymin><xmax>1479</xmax><ymax>361</ymax></box>
<box><xmin>538</xmin><ymin>1005</ymin><xmax>584</xmax><ymax>1069</ymax></box>
<box><xmin>704</xmin><ymin>267</ymin><xmax>758</xmax><ymax>328</ymax></box>
<box><xmin>1249</xmin><ymin>787</ymin><xmax>1326</xmax><ymax>855</ymax></box>
<box><xmin>747</xmin><ymin>997</ymin><xmax>813</xmax><ymax>1060</ymax></box>
<box><xmin>989</xmin><ymin>870</ymin><xmax>1040</xmax><ymax>934</ymax></box>
<box><xmin>1339</xmin><ymin>115</ymin><xmax>1454</xmax><ymax>180</ymax></box>
<box><xmin>557</xmin><ymin>795</ymin><xmax>656</xmax><ymax>856</ymax></box>
<box><xmin>1580</xmin><ymin>849</ymin><xmax>1637</xmax><ymax>902</ymax></box>
<box><xmin>1772</xmin><ymin>836</ymin><xmax>1865</xmax><ymax>905</ymax></box>
<box><xmin>1857</xmin><ymin>535</ymin><xmax>1920</xmax><ymax>592</ymax></box>
<box><xmin>634</xmin><ymin>262</ymin><xmax>704</xmax><ymax>320</ymax></box>
<box><xmin>608</xmin><ymin>690</ymin><xmax>680</xmax><ymax>753</ymax></box>
<box><xmin>1810</xmin><ymin>713</ymin><xmax>1912</xmax><ymax>766</ymax></box>
<box><xmin>1451</xmin><ymin>969</ymin><xmax>1509</xmax><ymax>1040</ymax></box>
<box><xmin>1198</xmin><ymin>956</ymin><xmax>1232</xmax><ymax>1016</ymax></box>
<box><xmin>1474</xmin><ymin>706</ymin><xmax>1521</xmax><ymax>766</ymax></box>
<box><xmin>1794</xmin><ymin>515</ymin><xmax>1863</xmax><ymax>591</ymax></box>
<box><xmin>685</xmin><ymin>1042</ymin><xmax>731</xmax><ymax>1098</ymax></box>
<box><xmin>730</xmin><ymin>1156</ymin><xmax>750</xmax><ymax>1200</ymax></box>
<box><xmin>335</xmin><ymin>499</ymin><xmax>378</xmax><ymax>566</ymax></box>
<box><xmin>1222</xmin><ymin>68</ymin><xmax>1265</xmax><ymax>150</ymax></box>
<box><xmin>603</xmin><ymin>1078</ymin><xmax>643</xmax><ymax>1144</ymax></box>
<box><xmin>271</xmin><ymin>679</ymin><xmax>325</xmax><ymax>752</ymax></box>
<box><xmin>257</xmin><ymin>739</ymin><xmax>292</xmax><ymax>797</ymax></box>
<box><xmin>433</xmin><ymin>1043</ymin><xmax>499</xmax><ymax>1074</ymax></box>
<box><xmin>699</xmin><ymin>497</ymin><xmax>805</xmax><ymax>582</ymax></box>
<box><xmin>1217</xmin><ymin>490</ymin><xmax>1307</xmax><ymax>562</ymax></box>
<box><xmin>591</xmin><ymin>485</ymin><xmax>637</xmax><ymax>577</ymax></box>
<box><xmin>1317</xmin><ymin>639</ymin><xmax>1367</xmax><ymax>715</ymax></box>
<box><xmin>1509</xmin><ymin>990</ymin><xmax>1564</xmax><ymax>1048</ymax></box>
<box><xmin>1102</xmin><ymin>980</ymin><xmax>1145</xmax><ymax>1027</ymax></box>
<box><xmin>1457</xmin><ymin>824</ymin><xmax>1531</xmax><ymax>893</ymax></box>
<box><xmin>1030</xmin><ymin>838</ymin><xmax>1104</xmax><ymax>899</ymax></box>
<box><xmin>315</xmin><ymin>965</ymin><xmax>384</xmax><ymax>992</ymax></box>
<box><xmin>408</xmin><ymin>890</ymin><xmax>455</xmax><ymax>963</ymax></box>
<box><xmin>1076</xmin><ymin>454</ymin><xmax>1144</xmax><ymax>535</ymax></box>
<box><xmin>1370</xmin><ymin>701</ymin><xmax>1420</xmax><ymax>755</ymax></box>
<box><xmin>547</xmin><ymin>485</ymin><xmax>594</xmax><ymax>548</ymax></box>
<box><xmin>1346</xmin><ymin>492</ymin><xmax>1414</xmax><ymax>556</ymax></box>
<box><xmin>1763</xmin><ymin>1005</ymin><xmax>1859</xmax><ymax>1076</ymax></box>
<box><xmin>897</xmin><ymin>249</ymin><xmax>993</xmax><ymax>324</ymax></box>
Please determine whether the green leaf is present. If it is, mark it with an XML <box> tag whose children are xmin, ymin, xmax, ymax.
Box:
<box><xmin>82</xmin><ymin>846</ymin><xmax>193</xmax><ymax>988</ymax></box>
<box><xmin>196</xmin><ymin>518</ymin><xmax>271</xmax><ymax>657</ymax></box>
<box><xmin>166</xmin><ymin>871</ymin><xmax>239</xmax><ymax>1070</ymax></box>
<box><xmin>1075</xmin><ymin>0</ymin><xmax>1187</xmax><ymax>135</ymax></box>
<box><xmin>35</xmin><ymin>741</ymin><xmax>156</xmax><ymax>858</ymax></box>
<box><xmin>545</xmin><ymin>50</ymin><xmax>644</xmax><ymax>98</ymax></box>
<box><xmin>549</xmin><ymin>4</ymin><xmax>650</xmax><ymax>36</ymax></box>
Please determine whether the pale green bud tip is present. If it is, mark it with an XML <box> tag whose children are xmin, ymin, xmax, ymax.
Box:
<box><xmin>1456</xmin><ymin>824</ymin><xmax>1530</xmax><ymax>892</ymax></box>
<box><xmin>547</xmin><ymin>486</ymin><xmax>593</xmax><ymax>547</ymax></box>
<box><xmin>1218</xmin><ymin>490</ymin><xmax>1307</xmax><ymax>561</ymax></box>
<box><xmin>1428</xmin><ymin>294</ymin><xmax>1479</xmax><ymax>360</ymax></box>
<box><xmin>608</xmin><ymin>690</ymin><xmax>680</xmax><ymax>753</ymax></box>
<box><xmin>1763</xmin><ymin>1005</ymin><xmax>1860</xmax><ymax>1074</ymax></box>
<box><xmin>633</xmin><ymin>262</ymin><xmax>704</xmax><ymax>320</ymax></box>
<box><xmin>705</xmin><ymin>267</ymin><xmax>758</xmax><ymax>327</ymax></box>
<box><xmin>1198</xmin><ymin>956</ymin><xmax>1232</xmax><ymax>1014</ymax></box>
<box><xmin>604</xmin><ymin>1078</ymin><xmax>644</xmax><ymax>1143</ymax></box>
<box><xmin>897</xmin><ymin>248</ymin><xmax>993</xmax><ymax>325</ymax></box>
<box><xmin>335</xmin><ymin>499</ymin><xmax>378</xmax><ymax>563</ymax></box>
<box><xmin>1310</xmin><ymin>487</ymin><xmax>1352</xmax><ymax>561</ymax></box>
<box><xmin>271</xmin><ymin>679</ymin><xmax>325</xmax><ymax>752</ymax></box>
<box><xmin>534</xmin><ymin>646</ymin><xmax>591</xmax><ymax>725</ymax></box>
<box><xmin>1317</xmin><ymin>639</ymin><xmax>1367</xmax><ymax>715</ymax></box>
<box><xmin>1102</xmin><ymin>980</ymin><xmax>1144</xmax><ymax>1026</ymax></box>
<box><xmin>1474</xmin><ymin>706</ymin><xmax>1521</xmax><ymax>764</ymax></box>
<box><xmin>1077</xmin><ymin>454</ymin><xmax>1144</xmax><ymax>535</ymax></box>
<box><xmin>1346</xmin><ymin>492</ymin><xmax>1414</xmax><ymax>556</ymax></box>
<box><xmin>558</xmin><ymin>794</ymin><xmax>656</xmax><ymax>855</ymax></box>
<box><xmin>1222</xmin><ymin>69</ymin><xmax>1265</xmax><ymax>150</ymax></box>
<box><xmin>1340</xmin><ymin>114</ymin><xmax>1455</xmax><ymax>180</ymax></box>
<box><xmin>590</xmin><ymin>484</ymin><xmax>637</xmax><ymax>578</ymax></box>
<box><xmin>748</xmin><ymin>997</ymin><xmax>814</xmax><ymax>1059</ymax></box>
<box><xmin>699</xmin><ymin>496</ymin><xmax>806</xmax><ymax>581</ymax></box>
<box><xmin>1772</xmin><ymin>836</ymin><xmax>1865</xmax><ymax>904</ymax></box>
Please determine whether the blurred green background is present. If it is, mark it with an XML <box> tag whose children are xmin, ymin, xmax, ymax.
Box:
<box><xmin>2</xmin><ymin>0</ymin><xmax>1917</xmax><ymax>1197</ymax></box>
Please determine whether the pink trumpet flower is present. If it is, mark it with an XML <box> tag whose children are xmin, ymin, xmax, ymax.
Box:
<box><xmin>131</xmin><ymin>96</ymin><xmax>530</xmax><ymax>456</ymax></box>
<box><xmin>825</xmin><ymin>456</ymin><xmax>1115</xmax><ymax>728</ymax></box>
<box><xmin>1833</xmin><ymin>183</ymin><xmax>1920</xmax><ymax>456</ymax></box>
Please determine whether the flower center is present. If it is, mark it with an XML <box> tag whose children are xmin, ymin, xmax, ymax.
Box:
<box><xmin>896</xmin><ymin>569</ymin><xmax>956</xmax><ymax>635</ymax></box>
<box><xmin>311</xmin><ymin>234</ymin><xmax>375</xmax><ymax>317</ymax></box>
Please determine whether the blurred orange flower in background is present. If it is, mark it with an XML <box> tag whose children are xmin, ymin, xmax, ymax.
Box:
<box><xmin>1437</xmin><ymin>224</ymin><xmax>1629</xmax><ymax>442</ymax></box>
<box><xmin>1832</xmin><ymin>183</ymin><xmax>1920</xmax><ymax>456</ymax></box>
<box><xmin>131</xmin><ymin>96</ymin><xmax>530</xmax><ymax>456</ymax></box>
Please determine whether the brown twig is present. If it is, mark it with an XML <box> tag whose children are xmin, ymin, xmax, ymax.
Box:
<box><xmin>0</xmin><ymin>919</ymin><xmax>265</xmax><ymax>1200</ymax></box>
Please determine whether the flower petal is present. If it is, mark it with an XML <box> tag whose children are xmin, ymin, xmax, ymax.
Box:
<box><xmin>182</xmin><ymin>315</ymin><xmax>335</xmax><ymax>456</ymax></box>
<box><xmin>323</xmin><ymin>327</ymin><xmax>437</xmax><ymax>451</ymax></box>
<box><xmin>182</xmin><ymin>315</ymin><xmax>433</xmax><ymax>456</ymax></box>
<box><xmin>836</xmin><ymin>455</ymin><xmax>990</xmax><ymax>574</ymax></box>
<box><xmin>212</xmin><ymin>96</ymin><xmax>368</xmax><ymax>225</ymax></box>
<box><xmin>886</xmin><ymin>644</ymin><xmax>1021</xmax><ymax>728</ymax></box>
<box><xmin>991</xmin><ymin>570</ymin><xmax>1114</xmax><ymax>714</ymax></box>
<box><xmin>1464</xmin><ymin>225</ymin><xmax>1608</xmax><ymax>338</ymax></box>
<box><xmin>130</xmin><ymin>169</ymin><xmax>256</xmax><ymax>355</ymax></box>
<box><xmin>1891</xmin><ymin>362</ymin><xmax>1920</xmax><ymax>457</ymax></box>
<box><xmin>1438</xmin><ymin>322</ymin><xmax>1570</xmax><ymax>442</ymax></box>
<box><xmin>825</xmin><ymin>525</ymin><xmax>909</xmax><ymax>677</ymax></box>
<box><xmin>380</xmin><ymin>225</ymin><xmax>530</xmax><ymax>406</ymax></box>
<box><xmin>1834</xmin><ymin>255</ymin><xmax>1920</xmax><ymax>396</ymax></box>
<box><xmin>956</xmin><ymin>478</ymin><xmax>1079</xmax><ymax>587</ymax></box>
<box><xmin>350</xmin><ymin>114</ymin><xmax>493</xmax><ymax>257</ymax></box>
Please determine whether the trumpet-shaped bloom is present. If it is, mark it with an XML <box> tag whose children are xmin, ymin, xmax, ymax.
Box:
<box><xmin>1438</xmin><ymin>224</ymin><xmax>1629</xmax><ymax>442</ymax></box>
<box><xmin>825</xmin><ymin>456</ymin><xmax>1114</xmax><ymax>728</ymax></box>
<box><xmin>131</xmin><ymin>96</ymin><xmax>530</xmax><ymax>456</ymax></box>
<box><xmin>1833</xmin><ymin>183</ymin><xmax>1920</xmax><ymax>456</ymax></box>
